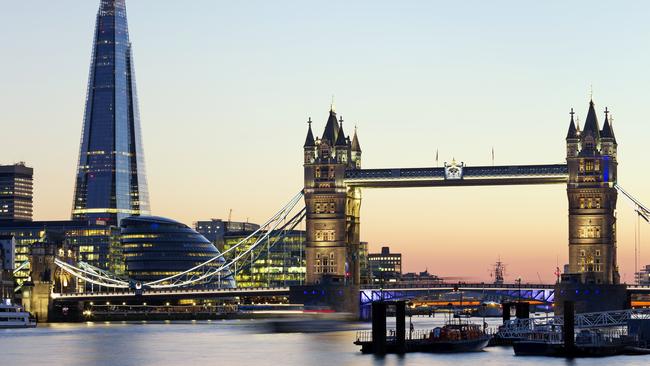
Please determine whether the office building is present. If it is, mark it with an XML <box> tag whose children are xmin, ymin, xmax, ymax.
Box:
<box><xmin>0</xmin><ymin>163</ymin><xmax>33</xmax><ymax>221</ymax></box>
<box><xmin>222</xmin><ymin>229</ymin><xmax>306</xmax><ymax>288</ymax></box>
<box><xmin>0</xmin><ymin>220</ymin><xmax>118</xmax><ymax>285</ymax></box>
<box><xmin>72</xmin><ymin>0</ymin><xmax>150</xmax><ymax>226</ymax></box>
<box><xmin>368</xmin><ymin>246</ymin><xmax>402</xmax><ymax>284</ymax></box>
<box><xmin>195</xmin><ymin>219</ymin><xmax>260</xmax><ymax>251</ymax></box>
<box><xmin>0</xmin><ymin>235</ymin><xmax>15</xmax><ymax>299</ymax></box>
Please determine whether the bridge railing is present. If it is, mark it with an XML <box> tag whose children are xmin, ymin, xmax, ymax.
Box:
<box><xmin>361</xmin><ymin>282</ymin><xmax>556</xmax><ymax>290</ymax></box>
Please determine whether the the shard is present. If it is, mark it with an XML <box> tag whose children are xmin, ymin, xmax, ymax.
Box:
<box><xmin>72</xmin><ymin>0</ymin><xmax>150</xmax><ymax>225</ymax></box>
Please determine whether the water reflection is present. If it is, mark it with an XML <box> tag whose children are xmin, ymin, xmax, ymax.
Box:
<box><xmin>0</xmin><ymin>318</ymin><xmax>648</xmax><ymax>366</ymax></box>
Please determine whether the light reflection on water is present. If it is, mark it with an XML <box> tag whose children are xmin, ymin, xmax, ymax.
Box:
<box><xmin>1</xmin><ymin>317</ymin><xmax>649</xmax><ymax>366</ymax></box>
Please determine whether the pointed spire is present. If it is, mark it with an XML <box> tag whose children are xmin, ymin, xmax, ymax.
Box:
<box><xmin>351</xmin><ymin>126</ymin><xmax>361</xmax><ymax>152</ymax></box>
<box><xmin>304</xmin><ymin>117</ymin><xmax>315</xmax><ymax>147</ymax></box>
<box><xmin>335</xmin><ymin>116</ymin><xmax>347</xmax><ymax>146</ymax></box>
<box><xmin>566</xmin><ymin>107</ymin><xmax>578</xmax><ymax>140</ymax></box>
<box><xmin>582</xmin><ymin>99</ymin><xmax>600</xmax><ymax>139</ymax></box>
<box><xmin>601</xmin><ymin>107</ymin><xmax>616</xmax><ymax>140</ymax></box>
<box><xmin>321</xmin><ymin>105</ymin><xmax>339</xmax><ymax>144</ymax></box>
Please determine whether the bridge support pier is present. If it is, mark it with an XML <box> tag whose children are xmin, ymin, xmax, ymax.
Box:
<box><xmin>554</xmin><ymin>278</ymin><xmax>629</xmax><ymax>314</ymax></box>
<box><xmin>371</xmin><ymin>302</ymin><xmax>387</xmax><ymax>354</ymax></box>
<box><xmin>21</xmin><ymin>282</ymin><xmax>52</xmax><ymax>322</ymax></box>
<box><xmin>289</xmin><ymin>279</ymin><xmax>359</xmax><ymax>315</ymax></box>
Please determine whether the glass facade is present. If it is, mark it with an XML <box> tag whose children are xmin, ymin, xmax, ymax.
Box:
<box><xmin>222</xmin><ymin>230</ymin><xmax>306</xmax><ymax>288</ymax></box>
<box><xmin>121</xmin><ymin>216</ymin><xmax>234</xmax><ymax>288</ymax></box>
<box><xmin>72</xmin><ymin>0</ymin><xmax>149</xmax><ymax>226</ymax></box>
<box><xmin>0</xmin><ymin>221</ymin><xmax>117</xmax><ymax>285</ymax></box>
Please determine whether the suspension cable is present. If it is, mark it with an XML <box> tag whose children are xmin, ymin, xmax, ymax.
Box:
<box><xmin>144</xmin><ymin>191</ymin><xmax>305</xmax><ymax>288</ymax></box>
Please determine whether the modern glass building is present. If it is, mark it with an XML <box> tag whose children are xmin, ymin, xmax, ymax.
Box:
<box><xmin>72</xmin><ymin>0</ymin><xmax>150</xmax><ymax>226</ymax></box>
<box><xmin>222</xmin><ymin>230</ymin><xmax>306</xmax><ymax>288</ymax></box>
<box><xmin>121</xmin><ymin>216</ymin><xmax>234</xmax><ymax>288</ymax></box>
<box><xmin>0</xmin><ymin>220</ymin><xmax>119</xmax><ymax>285</ymax></box>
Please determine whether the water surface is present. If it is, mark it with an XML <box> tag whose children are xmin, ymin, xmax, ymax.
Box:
<box><xmin>1</xmin><ymin>317</ymin><xmax>649</xmax><ymax>366</ymax></box>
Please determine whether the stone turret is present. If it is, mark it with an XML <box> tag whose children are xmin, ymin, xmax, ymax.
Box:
<box><xmin>565</xmin><ymin>99</ymin><xmax>619</xmax><ymax>285</ymax></box>
<box><xmin>566</xmin><ymin>108</ymin><xmax>580</xmax><ymax>158</ymax></box>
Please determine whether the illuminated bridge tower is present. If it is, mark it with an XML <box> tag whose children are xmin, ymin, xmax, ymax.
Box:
<box><xmin>72</xmin><ymin>0</ymin><xmax>150</xmax><ymax>226</ymax></box>
<box><xmin>560</xmin><ymin>99</ymin><xmax>626</xmax><ymax>313</ymax></box>
<box><xmin>303</xmin><ymin>106</ymin><xmax>362</xmax><ymax>286</ymax></box>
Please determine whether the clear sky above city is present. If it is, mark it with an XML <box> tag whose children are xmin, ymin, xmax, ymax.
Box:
<box><xmin>2</xmin><ymin>1</ymin><xmax>649</xmax><ymax>283</ymax></box>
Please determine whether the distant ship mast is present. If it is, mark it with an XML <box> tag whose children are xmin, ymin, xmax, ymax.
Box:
<box><xmin>492</xmin><ymin>258</ymin><xmax>506</xmax><ymax>285</ymax></box>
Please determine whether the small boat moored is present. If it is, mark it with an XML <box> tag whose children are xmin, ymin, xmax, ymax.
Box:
<box><xmin>0</xmin><ymin>301</ymin><xmax>37</xmax><ymax>329</ymax></box>
<box><xmin>355</xmin><ymin>320</ymin><xmax>490</xmax><ymax>354</ymax></box>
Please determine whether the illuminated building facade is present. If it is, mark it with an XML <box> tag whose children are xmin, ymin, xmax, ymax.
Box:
<box><xmin>636</xmin><ymin>265</ymin><xmax>650</xmax><ymax>285</ymax></box>
<box><xmin>222</xmin><ymin>230</ymin><xmax>306</xmax><ymax>287</ymax></box>
<box><xmin>565</xmin><ymin>100</ymin><xmax>619</xmax><ymax>285</ymax></box>
<box><xmin>0</xmin><ymin>235</ymin><xmax>15</xmax><ymax>299</ymax></box>
<box><xmin>120</xmin><ymin>216</ymin><xmax>234</xmax><ymax>287</ymax></box>
<box><xmin>0</xmin><ymin>163</ymin><xmax>33</xmax><ymax>221</ymax></box>
<box><xmin>195</xmin><ymin>219</ymin><xmax>260</xmax><ymax>251</ymax></box>
<box><xmin>359</xmin><ymin>241</ymin><xmax>369</xmax><ymax>284</ymax></box>
<box><xmin>72</xmin><ymin>0</ymin><xmax>150</xmax><ymax>226</ymax></box>
<box><xmin>368</xmin><ymin>246</ymin><xmax>402</xmax><ymax>284</ymax></box>
<box><xmin>0</xmin><ymin>221</ymin><xmax>117</xmax><ymax>285</ymax></box>
<box><xmin>303</xmin><ymin>106</ymin><xmax>362</xmax><ymax>285</ymax></box>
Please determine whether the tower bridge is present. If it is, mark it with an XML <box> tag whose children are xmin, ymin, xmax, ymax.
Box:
<box><xmin>40</xmin><ymin>98</ymin><xmax>650</xmax><ymax>319</ymax></box>
<box><xmin>299</xmin><ymin>98</ymin><xmax>649</xmax><ymax>314</ymax></box>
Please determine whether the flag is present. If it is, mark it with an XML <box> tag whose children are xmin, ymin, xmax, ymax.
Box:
<box><xmin>491</xmin><ymin>147</ymin><xmax>494</xmax><ymax>165</ymax></box>
<box><xmin>435</xmin><ymin>149</ymin><xmax>439</xmax><ymax>165</ymax></box>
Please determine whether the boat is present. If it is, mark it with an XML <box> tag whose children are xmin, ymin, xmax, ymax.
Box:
<box><xmin>513</xmin><ymin>329</ymin><xmax>565</xmax><ymax>356</ymax></box>
<box><xmin>474</xmin><ymin>301</ymin><xmax>503</xmax><ymax>318</ymax></box>
<box><xmin>0</xmin><ymin>302</ymin><xmax>37</xmax><ymax>329</ymax></box>
<box><xmin>513</xmin><ymin>328</ymin><xmax>650</xmax><ymax>357</ymax></box>
<box><xmin>405</xmin><ymin>323</ymin><xmax>490</xmax><ymax>353</ymax></box>
<box><xmin>354</xmin><ymin>320</ymin><xmax>490</xmax><ymax>354</ymax></box>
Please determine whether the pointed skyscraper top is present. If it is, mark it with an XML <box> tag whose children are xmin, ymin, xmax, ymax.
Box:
<box><xmin>582</xmin><ymin>99</ymin><xmax>600</xmax><ymax>139</ymax></box>
<box><xmin>321</xmin><ymin>108</ymin><xmax>339</xmax><ymax>144</ymax></box>
<box><xmin>73</xmin><ymin>0</ymin><xmax>149</xmax><ymax>225</ymax></box>
<box><xmin>351</xmin><ymin>127</ymin><xmax>362</xmax><ymax>152</ymax></box>
<box><xmin>99</xmin><ymin>0</ymin><xmax>125</xmax><ymax>15</ymax></box>
<box><xmin>601</xmin><ymin>107</ymin><xmax>616</xmax><ymax>140</ymax></box>
<box><xmin>335</xmin><ymin>116</ymin><xmax>347</xmax><ymax>146</ymax></box>
<box><xmin>304</xmin><ymin>117</ymin><xmax>315</xmax><ymax>147</ymax></box>
<box><xmin>566</xmin><ymin>108</ymin><xmax>578</xmax><ymax>140</ymax></box>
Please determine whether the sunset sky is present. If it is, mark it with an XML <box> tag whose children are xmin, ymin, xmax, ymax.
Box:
<box><xmin>2</xmin><ymin>1</ymin><xmax>650</xmax><ymax>283</ymax></box>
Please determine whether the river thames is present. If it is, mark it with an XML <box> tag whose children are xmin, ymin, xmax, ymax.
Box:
<box><xmin>2</xmin><ymin>317</ymin><xmax>649</xmax><ymax>366</ymax></box>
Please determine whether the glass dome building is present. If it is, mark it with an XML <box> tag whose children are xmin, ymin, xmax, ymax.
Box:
<box><xmin>120</xmin><ymin>216</ymin><xmax>235</xmax><ymax>288</ymax></box>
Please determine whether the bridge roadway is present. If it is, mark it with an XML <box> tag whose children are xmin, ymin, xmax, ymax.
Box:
<box><xmin>51</xmin><ymin>283</ymin><xmax>650</xmax><ymax>302</ymax></box>
<box><xmin>51</xmin><ymin>286</ymin><xmax>291</xmax><ymax>301</ymax></box>
<box><xmin>344</xmin><ymin>164</ymin><xmax>569</xmax><ymax>188</ymax></box>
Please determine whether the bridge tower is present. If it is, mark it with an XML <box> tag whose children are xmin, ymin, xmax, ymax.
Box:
<box><xmin>566</xmin><ymin>100</ymin><xmax>619</xmax><ymax>285</ymax></box>
<box><xmin>559</xmin><ymin>99</ymin><xmax>627</xmax><ymax>313</ymax></box>
<box><xmin>303</xmin><ymin>106</ymin><xmax>362</xmax><ymax>286</ymax></box>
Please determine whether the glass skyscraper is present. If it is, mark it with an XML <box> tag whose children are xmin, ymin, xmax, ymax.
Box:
<box><xmin>72</xmin><ymin>0</ymin><xmax>150</xmax><ymax>226</ymax></box>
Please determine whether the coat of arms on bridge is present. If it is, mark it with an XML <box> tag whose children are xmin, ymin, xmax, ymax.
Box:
<box><xmin>444</xmin><ymin>159</ymin><xmax>464</xmax><ymax>180</ymax></box>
